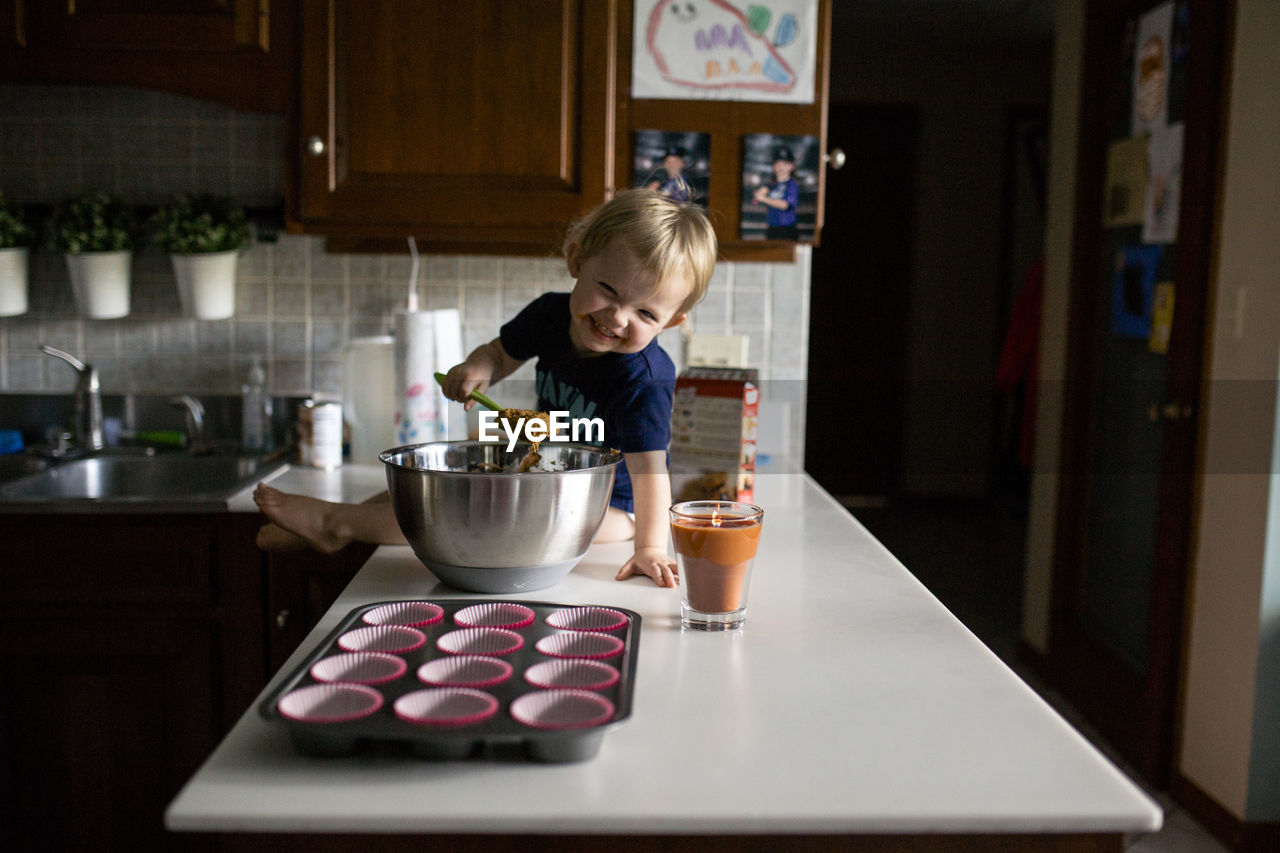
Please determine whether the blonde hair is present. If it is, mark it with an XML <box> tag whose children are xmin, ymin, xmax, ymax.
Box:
<box><xmin>564</xmin><ymin>189</ymin><xmax>717</xmax><ymax>313</ymax></box>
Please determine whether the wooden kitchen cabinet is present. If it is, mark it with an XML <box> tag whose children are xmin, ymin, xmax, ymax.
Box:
<box><xmin>0</xmin><ymin>511</ymin><xmax>264</xmax><ymax>850</ymax></box>
<box><xmin>294</xmin><ymin>0</ymin><xmax>831</xmax><ymax>258</ymax></box>
<box><xmin>265</xmin><ymin>541</ymin><xmax>375</xmax><ymax>673</ymax></box>
<box><xmin>618</xmin><ymin>1</ymin><xmax>833</xmax><ymax>256</ymax></box>
<box><xmin>0</xmin><ymin>507</ymin><xmax>377</xmax><ymax>849</ymax></box>
<box><xmin>292</xmin><ymin>0</ymin><xmax>618</xmax><ymax>252</ymax></box>
<box><xmin>0</xmin><ymin>0</ymin><xmax>295</xmax><ymax>112</ymax></box>
<box><xmin>2</xmin><ymin>616</ymin><xmax>221</xmax><ymax>850</ymax></box>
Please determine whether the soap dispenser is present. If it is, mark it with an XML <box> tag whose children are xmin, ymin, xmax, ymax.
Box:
<box><xmin>241</xmin><ymin>356</ymin><xmax>273</xmax><ymax>451</ymax></box>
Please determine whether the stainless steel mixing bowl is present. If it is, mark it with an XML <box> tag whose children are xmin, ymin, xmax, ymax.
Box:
<box><xmin>381</xmin><ymin>440</ymin><xmax>622</xmax><ymax>593</ymax></box>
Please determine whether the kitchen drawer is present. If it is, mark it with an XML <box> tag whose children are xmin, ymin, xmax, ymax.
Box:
<box><xmin>0</xmin><ymin>513</ymin><xmax>219</xmax><ymax>605</ymax></box>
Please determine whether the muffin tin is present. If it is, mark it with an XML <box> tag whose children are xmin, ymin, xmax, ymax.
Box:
<box><xmin>260</xmin><ymin>599</ymin><xmax>640</xmax><ymax>763</ymax></box>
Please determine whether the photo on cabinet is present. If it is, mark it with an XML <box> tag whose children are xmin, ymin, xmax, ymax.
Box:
<box><xmin>740</xmin><ymin>132</ymin><xmax>818</xmax><ymax>241</ymax></box>
<box><xmin>633</xmin><ymin>129</ymin><xmax>711</xmax><ymax>209</ymax></box>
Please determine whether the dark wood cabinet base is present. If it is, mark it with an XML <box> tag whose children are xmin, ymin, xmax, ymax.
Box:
<box><xmin>0</xmin><ymin>511</ymin><xmax>370</xmax><ymax>850</ymax></box>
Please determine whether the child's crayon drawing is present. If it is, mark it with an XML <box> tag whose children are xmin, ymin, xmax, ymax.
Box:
<box><xmin>632</xmin><ymin>0</ymin><xmax>817</xmax><ymax>103</ymax></box>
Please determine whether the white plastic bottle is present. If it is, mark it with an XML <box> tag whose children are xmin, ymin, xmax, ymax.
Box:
<box><xmin>241</xmin><ymin>356</ymin><xmax>273</xmax><ymax>451</ymax></box>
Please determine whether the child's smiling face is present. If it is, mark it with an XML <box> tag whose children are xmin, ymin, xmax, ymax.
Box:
<box><xmin>565</xmin><ymin>237</ymin><xmax>690</xmax><ymax>358</ymax></box>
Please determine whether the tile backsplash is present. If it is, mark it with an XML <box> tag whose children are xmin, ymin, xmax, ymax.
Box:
<box><xmin>0</xmin><ymin>84</ymin><xmax>809</xmax><ymax>466</ymax></box>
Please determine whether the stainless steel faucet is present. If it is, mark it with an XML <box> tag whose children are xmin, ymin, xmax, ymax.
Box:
<box><xmin>39</xmin><ymin>344</ymin><xmax>104</xmax><ymax>453</ymax></box>
<box><xmin>169</xmin><ymin>394</ymin><xmax>209</xmax><ymax>454</ymax></box>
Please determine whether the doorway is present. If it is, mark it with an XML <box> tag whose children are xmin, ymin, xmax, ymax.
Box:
<box><xmin>804</xmin><ymin>104</ymin><xmax>918</xmax><ymax>498</ymax></box>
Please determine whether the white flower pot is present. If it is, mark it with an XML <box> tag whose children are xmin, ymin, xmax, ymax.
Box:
<box><xmin>170</xmin><ymin>250</ymin><xmax>239</xmax><ymax>319</ymax></box>
<box><xmin>0</xmin><ymin>246</ymin><xmax>29</xmax><ymax>317</ymax></box>
<box><xmin>66</xmin><ymin>250</ymin><xmax>132</xmax><ymax>319</ymax></box>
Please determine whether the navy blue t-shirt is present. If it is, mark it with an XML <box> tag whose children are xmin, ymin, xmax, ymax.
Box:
<box><xmin>500</xmin><ymin>293</ymin><xmax>675</xmax><ymax>513</ymax></box>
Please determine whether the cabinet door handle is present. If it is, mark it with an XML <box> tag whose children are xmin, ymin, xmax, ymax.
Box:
<box><xmin>275</xmin><ymin>609</ymin><xmax>291</xmax><ymax>629</ymax></box>
<box><xmin>826</xmin><ymin>148</ymin><xmax>846</xmax><ymax>170</ymax></box>
<box><xmin>306</xmin><ymin>135</ymin><xmax>326</xmax><ymax>157</ymax></box>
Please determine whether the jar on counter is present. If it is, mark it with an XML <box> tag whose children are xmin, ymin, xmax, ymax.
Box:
<box><xmin>298</xmin><ymin>400</ymin><xmax>343</xmax><ymax>469</ymax></box>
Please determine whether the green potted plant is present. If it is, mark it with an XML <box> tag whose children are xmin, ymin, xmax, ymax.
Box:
<box><xmin>49</xmin><ymin>191</ymin><xmax>139</xmax><ymax>319</ymax></box>
<box><xmin>0</xmin><ymin>192</ymin><xmax>34</xmax><ymax>317</ymax></box>
<box><xmin>152</xmin><ymin>193</ymin><xmax>253</xmax><ymax>320</ymax></box>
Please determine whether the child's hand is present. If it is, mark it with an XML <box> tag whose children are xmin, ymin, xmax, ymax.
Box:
<box><xmin>440</xmin><ymin>339</ymin><xmax>525</xmax><ymax>410</ymax></box>
<box><xmin>441</xmin><ymin>363</ymin><xmax>493</xmax><ymax>410</ymax></box>
<box><xmin>615</xmin><ymin>546</ymin><xmax>679</xmax><ymax>588</ymax></box>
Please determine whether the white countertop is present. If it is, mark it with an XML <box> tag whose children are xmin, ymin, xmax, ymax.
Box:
<box><xmin>225</xmin><ymin>461</ymin><xmax>389</xmax><ymax>511</ymax></box>
<box><xmin>169</xmin><ymin>473</ymin><xmax>1161</xmax><ymax>837</ymax></box>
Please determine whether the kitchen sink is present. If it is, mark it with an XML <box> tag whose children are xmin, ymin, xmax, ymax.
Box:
<box><xmin>0</xmin><ymin>452</ymin><xmax>288</xmax><ymax>510</ymax></box>
<box><xmin>0</xmin><ymin>454</ymin><xmax>51</xmax><ymax>483</ymax></box>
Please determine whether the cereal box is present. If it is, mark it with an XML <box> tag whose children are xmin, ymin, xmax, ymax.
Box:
<box><xmin>668</xmin><ymin>367</ymin><xmax>758</xmax><ymax>503</ymax></box>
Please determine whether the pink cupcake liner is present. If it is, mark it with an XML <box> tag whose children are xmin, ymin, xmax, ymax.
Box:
<box><xmin>545</xmin><ymin>606</ymin><xmax>628</xmax><ymax>632</ymax></box>
<box><xmin>278</xmin><ymin>683</ymin><xmax>383</xmax><ymax>723</ymax></box>
<box><xmin>417</xmin><ymin>654</ymin><xmax>514</xmax><ymax>688</ymax></box>
<box><xmin>453</xmin><ymin>602</ymin><xmax>536</xmax><ymax>629</ymax></box>
<box><xmin>523</xmin><ymin>659</ymin><xmax>620</xmax><ymax>691</ymax></box>
<box><xmin>535</xmin><ymin>632</ymin><xmax>625</xmax><ymax>660</ymax></box>
<box><xmin>394</xmin><ymin>688</ymin><xmax>499</xmax><ymax>727</ymax></box>
<box><xmin>510</xmin><ymin>689</ymin><xmax>616</xmax><ymax>730</ymax></box>
<box><xmin>310</xmin><ymin>652</ymin><xmax>407</xmax><ymax>685</ymax></box>
<box><xmin>436</xmin><ymin>627</ymin><xmax>524</xmax><ymax>657</ymax></box>
<box><xmin>362</xmin><ymin>601</ymin><xmax>444</xmax><ymax>627</ymax></box>
<box><xmin>337</xmin><ymin>625</ymin><xmax>427</xmax><ymax>654</ymax></box>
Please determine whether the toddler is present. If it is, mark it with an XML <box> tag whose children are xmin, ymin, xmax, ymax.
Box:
<box><xmin>255</xmin><ymin>189</ymin><xmax>717</xmax><ymax>588</ymax></box>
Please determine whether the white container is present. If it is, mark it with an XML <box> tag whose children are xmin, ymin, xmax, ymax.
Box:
<box><xmin>343</xmin><ymin>335</ymin><xmax>397</xmax><ymax>464</ymax></box>
<box><xmin>66</xmin><ymin>250</ymin><xmax>132</xmax><ymax>319</ymax></box>
<box><xmin>171</xmin><ymin>250</ymin><xmax>239</xmax><ymax>319</ymax></box>
<box><xmin>0</xmin><ymin>246</ymin><xmax>28</xmax><ymax>317</ymax></box>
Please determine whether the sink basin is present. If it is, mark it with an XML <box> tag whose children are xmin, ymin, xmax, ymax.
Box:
<box><xmin>0</xmin><ymin>453</ymin><xmax>288</xmax><ymax>510</ymax></box>
<box><xmin>0</xmin><ymin>454</ymin><xmax>51</xmax><ymax>483</ymax></box>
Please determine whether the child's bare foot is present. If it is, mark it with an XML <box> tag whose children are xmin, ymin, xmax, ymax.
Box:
<box><xmin>253</xmin><ymin>483</ymin><xmax>352</xmax><ymax>554</ymax></box>
<box><xmin>255</xmin><ymin>521</ymin><xmax>311</xmax><ymax>551</ymax></box>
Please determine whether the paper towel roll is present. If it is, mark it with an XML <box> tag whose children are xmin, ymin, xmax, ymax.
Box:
<box><xmin>394</xmin><ymin>309</ymin><xmax>463</xmax><ymax>445</ymax></box>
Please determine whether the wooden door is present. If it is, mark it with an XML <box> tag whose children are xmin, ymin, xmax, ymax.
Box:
<box><xmin>295</xmin><ymin>0</ymin><xmax>617</xmax><ymax>250</ymax></box>
<box><xmin>1047</xmin><ymin>0</ymin><xmax>1229</xmax><ymax>785</ymax></box>
<box><xmin>804</xmin><ymin>105</ymin><xmax>917</xmax><ymax>497</ymax></box>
